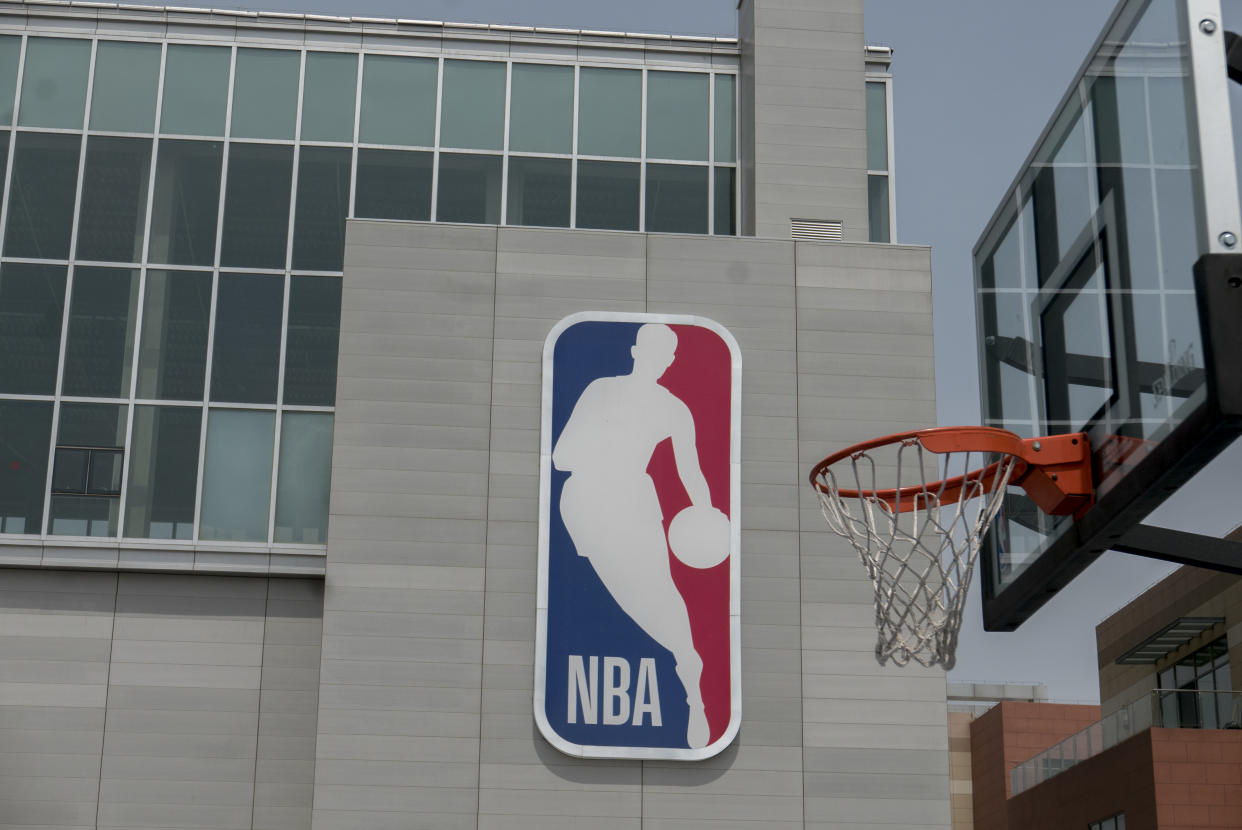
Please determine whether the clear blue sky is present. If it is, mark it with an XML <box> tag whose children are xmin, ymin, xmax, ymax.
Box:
<box><xmin>133</xmin><ymin>0</ymin><xmax>1239</xmax><ymax>702</ymax></box>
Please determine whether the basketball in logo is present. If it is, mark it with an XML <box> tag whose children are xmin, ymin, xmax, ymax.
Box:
<box><xmin>535</xmin><ymin>312</ymin><xmax>741</xmax><ymax>760</ymax></box>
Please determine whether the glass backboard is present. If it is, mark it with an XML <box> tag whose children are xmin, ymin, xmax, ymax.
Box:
<box><xmin>973</xmin><ymin>0</ymin><xmax>1242</xmax><ymax>629</ymax></box>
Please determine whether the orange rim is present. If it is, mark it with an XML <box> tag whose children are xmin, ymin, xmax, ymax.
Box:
<box><xmin>809</xmin><ymin>427</ymin><xmax>1032</xmax><ymax>513</ymax></box>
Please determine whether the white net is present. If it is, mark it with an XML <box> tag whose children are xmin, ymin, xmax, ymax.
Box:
<box><xmin>811</xmin><ymin>436</ymin><xmax>1020</xmax><ymax>670</ymax></box>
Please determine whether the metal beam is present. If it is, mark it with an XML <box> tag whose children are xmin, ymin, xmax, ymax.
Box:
<box><xmin>1113</xmin><ymin>525</ymin><xmax>1242</xmax><ymax>573</ymax></box>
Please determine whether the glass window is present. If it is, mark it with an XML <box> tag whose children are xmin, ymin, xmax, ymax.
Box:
<box><xmin>439</xmin><ymin>59</ymin><xmax>506</xmax><ymax>151</ymax></box>
<box><xmin>123</xmin><ymin>405</ymin><xmax>200</xmax><ymax>540</ymax></box>
<box><xmin>0</xmin><ymin>36</ymin><xmax>19</xmax><ymax>125</ymax></box>
<box><xmin>646</xmin><ymin>163</ymin><xmax>707</xmax><ymax>234</ymax></box>
<box><xmin>647</xmin><ymin>71</ymin><xmax>708</xmax><ymax>162</ymax></box>
<box><xmin>576</xmin><ymin>160</ymin><xmax>639</xmax><ymax>231</ymax></box>
<box><xmin>866</xmin><ymin>81</ymin><xmax>889</xmax><ymax>172</ymax></box>
<box><xmin>714</xmin><ymin>167</ymin><xmax>736</xmax><ymax>236</ymax></box>
<box><xmin>49</xmin><ymin>403</ymin><xmax>126</xmax><ymax>537</ymax></box>
<box><xmin>148</xmin><ymin>139</ymin><xmax>222</xmax><ymax>266</ymax></box>
<box><xmin>274</xmin><ymin>412</ymin><xmax>333</xmax><ymax>543</ymax></box>
<box><xmin>284</xmin><ymin>276</ymin><xmax>341</xmax><ymax>406</ymax></box>
<box><xmin>231</xmin><ymin>48</ymin><xmax>300</xmax><ymax>141</ymax></box>
<box><xmin>0</xmin><ymin>401</ymin><xmax>53</xmax><ymax>534</ymax></box>
<box><xmin>440</xmin><ymin>60</ymin><xmax>505</xmax><ymax>151</ymax></box>
<box><xmin>436</xmin><ymin>153</ymin><xmax>501</xmax><ymax>225</ymax></box>
<box><xmin>89</xmin><ymin>41</ymin><xmax>161</xmax><ymax>133</ymax></box>
<box><xmin>0</xmin><ymin>263</ymin><xmax>66</xmax><ymax>395</ymax></box>
<box><xmin>301</xmin><ymin>51</ymin><xmax>357</xmax><ymax>142</ymax></box>
<box><xmin>578</xmin><ymin>68</ymin><xmax>640</xmax><ymax>158</ymax></box>
<box><xmin>62</xmin><ymin>267</ymin><xmax>139</xmax><ymax>398</ymax></box>
<box><xmin>507</xmin><ymin>156</ymin><xmax>570</xmax><ymax>228</ymax></box>
<box><xmin>135</xmin><ymin>270</ymin><xmax>212</xmax><ymax>401</ymax></box>
<box><xmin>358</xmin><ymin>55</ymin><xmax>436</xmax><ymax>147</ymax></box>
<box><xmin>19</xmin><ymin>37</ymin><xmax>90</xmax><ymax>129</ymax></box>
<box><xmin>76</xmin><ymin>136</ymin><xmax>152</xmax><ymax>263</ymax></box>
<box><xmin>211</xmin><ymin>273</ymin><xmax>284</xmax><ymax>404</ymax></box>
<box><xmin>220</xmin><ymin>143</ymin><xmax>293</xmax><ymax>269</ymax></box>
<box><xmin>160</xmin><ymin>45</ymin><xmax>230</xmax><ymax>137</ymax></box>
<box><xmin>869</xmin><ymin>175</ymin><xmax>891</xmax><ymax>243</ymax></box>
<box><xmin>292</xmin><ymin>147</ymin><xmax>351</xmax><ymax>271</ymax></box>
<box><xmin>509</xmin><ymin>63</ymin><xmax>573</xmax><ymax>155</ymax></box>
<box><xmin>354</xmin><ymin>148</ymin><xmax>432</xmax><ymax>221</ymax></box>
<box><xmin>714</xmin><ymin>74</ymin><xmax>736</xmax><ymax>163</ymax></box>
<box><xmin>5</xmin><ymin>131</ymin><xmax>81</xmax><ymax>259</ymax></box>
<box><xmin>199</xmin><ymin>408</ymin><xmax>274</xmax><ymax>542</ymax></box>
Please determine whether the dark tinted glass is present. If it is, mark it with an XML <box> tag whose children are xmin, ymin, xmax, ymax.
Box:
<box><xmin>61</xmin><ymin>267</ymin><xmax>139</xmax><ymax>398</ymax></box>
<box><xmin>868</xmin><ymin>175</ymin><xmax>891</xmax><ymax>243</ymax></box>
<box><xmin>354</xmin><ymin>148</ymin><xmax>431</xmax><ymax>221</ymax></box>
<box><xmin>135</xmin><ymin>270</ymin><xmax>212</xmax><ymax>401</ymax></box>
<box><xmin>221</xmin><ymin>143</ymin><xmax>294</xmax><ymax>269</ymax></box>
<box><xmin>436</xmin><ymin>153</ymin><xmax>501</xmax><ymax>224</ymax></box>
<box><xmin>507</xmin><ymin>157</ymin><xmax>570</xmax><ymax>228</ymax></box>
<box><xmin>90</xmin><ymin>41</ymin><xmax>161</xmax><ymax>133</ymax></box>
<box><xmin>49</xmin><ymin>403</ymin><xmax>126</xmax><ymax>538</ymax></box>
<box><xmin>284</xmin><ymin>276</ymin><xmax>341</xmax><ymax>406</ymax></box>
<box><xmin>0</xmin><ymin>263</ymin><xmax>66</xmax><ymax>395</ymax></box>
<box><xmin>148</xmin><ymin>139</ymin><xmax>222</xmax><ymax>266</ymax></box>
<box><xmin>231</xmin><ymin>49</ymin><xmax>299</xmax><ymax>140</ymax></box>
<box><xmin>301</xmin><ymin>51</ymin><xmax>357</xmax><ymax>143</ymax></box>
<box><xmin>714</xmin><ymin>167</ymin><xmax>736</xmax><ymax>236</ymax></box>
<box><xmin>0</xmin><ymin>400</ymin><xmax>53</xmax><ymax>534</ymax></box>
<box><xmin>124</xmin><ymin>405</ymin><xmax>201</xmax><ymax>540</ymax></box>
<box><xmin>160</xmin><ymin>45</ymin><xmax>229</xmax><ymax>136</ymax></box>
<box><xmin>292</xmin><ymin>146</ymin><xmax>351</xmax><ymax>271</ymax></box>
<box><xmin>576</xmin><ymin>161</ymin><xmax>639</xmax><ymax>231</ymax></box>
<box><xmin>76</xmin><ymin>137</ymin><xmax>151</xmax><ymax>263</ymax></box>
<box><xmin>646</xmin><ymin>163</ymin><xmax>708</xmax><ymax>234</ymax></box>
<box><xmin>211</xmin><ymin>273</ymin><xmax>284</xmax><ymax>404</ymax></box>
<box><xmin>0</xmin><ymin>36</ymin><xmax>19</xmax><ymax>125</ymax></box>
<box><xmin>19</xmin><ymin>38</ymin><xmax>89</xmax><ymax>130</ymax></box>
<box><xmin>5</xmin><ymin>131</ymin><xmax>81</xmax><ymax>259</ymax></box>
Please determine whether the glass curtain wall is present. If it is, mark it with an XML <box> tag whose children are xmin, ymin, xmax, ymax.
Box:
<box><xmin>0</xmin><ymin>31</ymin><xmax>738</xmax><ymax>547</ymax></box>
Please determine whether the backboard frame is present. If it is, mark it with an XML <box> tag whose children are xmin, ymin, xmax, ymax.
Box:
<box><xmin>973</xmin><ymin>0</ymin><xmax>1242</xmax><ymax>630</ymax></box>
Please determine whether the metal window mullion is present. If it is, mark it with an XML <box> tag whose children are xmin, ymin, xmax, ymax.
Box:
<box><xmin>347</xmin><ymin>50</ymin><xmax>363</xmax><ymax>218</ymax></box>
<box><xmin>639</xmin><ymin>67</ymin><xmax>647</xmax><ymax>232</ymax></box>
<box><xmin>268</xmin><ymin>49</ymin><xmax>305</xmax><ymax>546</ymax></box>
<box><xmin>707</xmin><ymin>72</ymin><xmax>715</xmax><ymax>235</ymax></box>
<box><xmin>569</xmin><ymin>64</ymin><xmax>579</xmax><ymax>229</ymax></box>
<box><xmin>41</xmin><ymin>37</ymin><xmax>99</xmax><ymax>539</ymax></box>
<box><xmin>116</xmin><ymin>42</ymin><xmax>169</xmax><ymax>539</ymax></box>
<box><xmin>430</xmin><ymin>56</ymin><xmax>444</xmax><ymax>221</ymax></box>
<box><xmin>192</xmin><ymin>43</ymin><xmax>238</xmax><ymax>544</ymax></box>
<box><xmin>884</xmin><ymin>76</ymin><xmax>896</xmax><ymax>241</ymax></box>
<box><xmin>0</xmin><ymin>35</ymin><xmax>29</xmax><ymax>259</ymax></box>
<box><xmin>499</xmin><ymin>60</ymin><xmax>511</xmax><ymax>226</ymax></box>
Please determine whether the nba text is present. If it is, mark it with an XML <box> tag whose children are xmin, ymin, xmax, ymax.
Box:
<box><xmin>567</xmin><ymin>655</ymin><xmax>662</xmax><ymax>727</ymax></box>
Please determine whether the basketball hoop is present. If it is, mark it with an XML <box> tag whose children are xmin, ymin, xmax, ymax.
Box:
<box><xmin>808</xmin><ymin>426</ymin><xmax>1092</xmax><ymax>670</ymax></box>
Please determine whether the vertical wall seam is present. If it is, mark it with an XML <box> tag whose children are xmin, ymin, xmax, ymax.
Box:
<box><xmin>792</xmin><ymin>241</ymin><xmax>807</xmax><ymax>829</ymax></box>
<box><xmin>94</xmin><ymin>572</ymin><xmax>120</xmax><ymax>830</ymax></box>
<box><xmin>475</xmin><ymin>227</ymin><xmax>500</xmax><ymax>829</ymax></box>
<box><xmin>249</xmin><ymin>577</ymin><xmax>271</xmax><ymax>830</ymax></box>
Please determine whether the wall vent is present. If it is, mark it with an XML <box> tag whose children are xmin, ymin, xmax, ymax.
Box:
<box><xmin>791</xmin><ymin>219</ymin><xmax>843</xmax><ymax>241</ymax></box>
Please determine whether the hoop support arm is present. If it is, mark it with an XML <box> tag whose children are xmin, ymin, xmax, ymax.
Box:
<box><xmin>1009</xmin><ymin>433</ymin><xmax>1093</xmax><ymax>518</ymax></box>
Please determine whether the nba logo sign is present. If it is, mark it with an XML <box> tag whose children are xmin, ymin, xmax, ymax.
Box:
<box><xmin>535</xmin><ymin>311</ymin><xmax>741</xmax><ymax>760</ymax></box>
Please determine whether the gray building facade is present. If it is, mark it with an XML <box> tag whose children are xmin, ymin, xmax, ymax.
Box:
<box><xmin>0</xmin><ymin>1</ymin><xmax>946</xmax><ymax>828</ymax></box>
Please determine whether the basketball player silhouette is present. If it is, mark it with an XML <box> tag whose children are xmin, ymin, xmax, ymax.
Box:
<box><xmin>552</xmin><ymin>323</ymin><xmax>711</xmax><ymax>749</ymax></box>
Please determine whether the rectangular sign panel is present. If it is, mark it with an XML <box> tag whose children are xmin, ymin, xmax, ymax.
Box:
<box><xmin>535</xmin><ymin>312</ymin><xmax>741</xmax><ymax>760</ymax></box>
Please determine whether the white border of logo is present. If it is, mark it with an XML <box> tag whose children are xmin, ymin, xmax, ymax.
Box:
<box><xmin>533</xmin><ymin>311</ymin><xmax>743</xmax><ymax>761</ymax></box>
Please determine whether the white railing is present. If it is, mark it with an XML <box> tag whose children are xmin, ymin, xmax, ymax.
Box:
<box><xmin>1010</xmin><ymin>689</ymin><xmax>1242</xmax><ymax>796</ymax></box>
<box><xmin>1009</xmin><ymin>696</ymin><xmax>1153</xmax><ymax>796</ymax></box>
